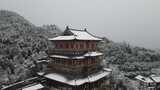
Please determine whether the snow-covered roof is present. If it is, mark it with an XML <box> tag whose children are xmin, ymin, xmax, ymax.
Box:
<box><xmin>36</xmin><ymin>60</ymin><xmax>49</xmax><ymax>63</ymax></box>
<box><xmin>37</xmin><ymin>72</ymin><xmax>45</xmax><ymax>76</ymax></box>
<box><xmin>84</xmin><ymin>52</ymin><xmax>103</xmax><ymax>57</ymax></box>
<box><xmin>1</xmin><ymin>77</ymin><xmax>38</xmax><ymax>90</ymax></box>
<box><xmin>49</xmin><ymin>36</ymin><xmax>75</xmax><ymax>41</ymax></box>
<box><xmin>151</xmin><ymin>76</ymin><xmax>160</xmax><ymax>83</ymax></box>
<box><xmin>22</xmin><ymin>84</ymin><xmax>44</xmax><ymax>90</ymax></box>
<box><xmin>88</xmin><ymin>71</ymin><xmax>110</xmax><ymax>82</ymax></box>
<box><xmin>43</xmin><ymin>69</ymin><xmax>111</xmax><ymax>86</ymax></box>
<box><xmin>135</xmin><ymin>75</ymin><xmax>154</xmax><ymax>83</ymax></box>
<box><xmin>50</xmin><ymin>55</ymin><xmax>85</xmax><ymax>59</ymax></box>
<box><xmin>50</xmin><ymin>52</ymin><xmax>103</xmax><ymax>59</ymax></box>
<box><xmin>103</xmin><ymin>68</ymin><xmax>112</xmax><ymax>72</ymax></box>
<box><xmin>2</xmin><ymin>81</ymin><xmax>25</xmax><ymax>90</ymax></box>
<box><xmin>49</xmin><ymin>28</ymin><xmax>102</xmax><ymax>41</ymax></box>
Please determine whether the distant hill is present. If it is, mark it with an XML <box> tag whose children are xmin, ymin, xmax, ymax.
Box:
<box><xmin>0</xmin><ymin>10</ymin><xmax>61</xmax><ymax>85</ymax></box>
<box><xmin>101</xmin><ymin>40</ymin><xmax>160</xmax><ymax>78</ymax></box>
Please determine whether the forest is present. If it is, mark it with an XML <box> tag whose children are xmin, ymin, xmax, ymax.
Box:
<box><xmin>0</xmin><ymin>10</ymin><xmax>61</xmax><ymax>85</ymax></box>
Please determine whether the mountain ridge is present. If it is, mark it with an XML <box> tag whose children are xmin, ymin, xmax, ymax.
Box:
<box><xmin>0</xmin><ymin>10</ymin><xmax>61</xmax><ymax>85</ymax></box>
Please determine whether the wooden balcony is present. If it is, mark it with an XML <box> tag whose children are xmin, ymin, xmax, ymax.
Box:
<box><xmin>48</xmin><ymin>62</ymin><xmax>103</xmax><ymax>77</ymax></box>
<box><xmin>47</xmin><ymin>48</ymin><xmax>100</xmax><ymax>56</ymax></box>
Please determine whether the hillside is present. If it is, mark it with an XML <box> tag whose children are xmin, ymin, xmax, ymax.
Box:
<box><xmin>102</xmin><ymin>40</ymin><xmax>160</xmax><ymax>78</ymax></box>
<box><xmin>0</xmin><ymin>10</ymin><xmax>61</xmax><ymax>85</ymax></box>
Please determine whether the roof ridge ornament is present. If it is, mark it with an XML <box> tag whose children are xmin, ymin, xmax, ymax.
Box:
<box><xmin>65</xmin><ymin>26</ymin><xmax>69</xmax><ymax>30</ymax></box>
<box><xmin>84</xmin><ymin>28</ymin><xmax>87</xmax><ymax>31</ymax></box>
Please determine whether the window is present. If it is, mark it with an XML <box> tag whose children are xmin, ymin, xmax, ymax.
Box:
<box><xmin>63</xmin><ymin>60</ymin><xmax>66</xmax><ymax>64</ymax></box>
<box><xmin>92</xmin><ymin>43</ymin><xmax>95</xmax><ymax>49</ymax></box>
<box><xmin>91</xmin><ymin>59</ymin><xmax>96</xmax><ymax>64</ymax></box>
<box><xmin>71</xmin><ymin>44</ymin><xmax>74</xmax><ymax>48</ymax></box>
<box><xmin>66</xmin><ymin>43</ymin><xmax>69</xmax><ymax>48</ymax></box>
<box><xmin>84</xmin><ymin>60</ymin><xmax>88</xmax><ymax>64</ymax></box>
<box><xmin>55</xmin><ymin>44</ymin><xmax>58</xmax><ymax>48</ymax></box>
<box><xmin>77</xmin><ymin>60</ymin><xmax>81</xmax><ymax>65</ymax></box>
<box><xmin>68</xmin><ymin>60</ymin><xmax>71</xmax><ymax>65</ymax></box>
<box><xmin>86</xmin><ymin>42</ymin><xmax>89</xmax><ymax>48</ymax></box>
<box><xmin>80</xmin><ymin>44</ymin><xmax>83</xmax><ymax>49</ymax></box>
<box><xmin>73</xmin><ymin>60</ymin><xmax>76</xmax><ymax>65</ymax></box>
<box><xmin>89</xmin><ymin>59</ymin><xmax>91</xmax><ymax>64</ymax></box>
<box><xmin>76</xmin><ymin>44</ymin><xmax>79</xmax><ymax>49</ymax></box>
<box><xmin>60</xmin><ymin>44</ymin><xmax>63</xmax><ymax>48</ymax></box>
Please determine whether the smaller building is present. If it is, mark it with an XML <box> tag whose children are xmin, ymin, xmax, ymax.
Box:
<box><xmin>135</xmin><ymin>75</ymin><xmax>155</xmax><ymax>90</ymax></box>
<box><xmin>22</xmin><ymin>83</ymin><xmax>45</xmax><ymax>90</ymax></box>
<box><xmin>150</xmin><ymin>75</ymin><xmax>160</xmax><ymax>90</ymax></box>
<box><xmin>1</xmin><ymin>77</ymin><xmax>45</xmax><ymax>90</ymax></box>
<box><xmin>135</xmin><ymin>75</ymin><xmax>156</xmax><ymax>90</ymax></box>
<box><xmin>135</xmin><ymin>75</ymin><xmax>160</xmax><ymax>90</ymax></box>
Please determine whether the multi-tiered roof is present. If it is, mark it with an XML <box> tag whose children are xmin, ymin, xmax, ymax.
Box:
<box><xmin>38</xmin><ymin>26</ymin><xmax>112</xmax><ymax>87</ymax></box>
<box><xmin>49</xmin><ymin>27</ymin><xmax>102</xmax><ymax>41</ymax></box>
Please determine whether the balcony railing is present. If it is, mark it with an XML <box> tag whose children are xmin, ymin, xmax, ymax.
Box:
<box><xmin>47</xmin><ymin>48</ymin><xmax>100</xmax><ymax>56</ymax></box>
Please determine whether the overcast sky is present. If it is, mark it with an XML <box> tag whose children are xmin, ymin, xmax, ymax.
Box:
<box><xmin>0</xmin><ymin>0</ymin><xmax>160</xmax><ymax>49</ymax></box>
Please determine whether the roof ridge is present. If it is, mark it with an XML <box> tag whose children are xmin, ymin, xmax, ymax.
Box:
<box><xmin>85</xmin><ymin>30</ymin><xmax>102</xmax><ymax>39</ymax></box>
<box><xmin>69</xmin><ymin>28</ymin><xmax>86</xmax><ymax>32</ymax></box>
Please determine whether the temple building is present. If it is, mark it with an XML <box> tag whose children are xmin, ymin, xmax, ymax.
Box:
<box><xmin>38</xmin><ymin>26</ymin><xmax>112</xmax><ymax>90</ymax></box>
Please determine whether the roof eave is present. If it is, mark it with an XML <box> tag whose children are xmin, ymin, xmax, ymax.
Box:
<box><xmin>48</xmin><ymin>39</ymin><xmax>102</xmax><ymax>41</ymax></box>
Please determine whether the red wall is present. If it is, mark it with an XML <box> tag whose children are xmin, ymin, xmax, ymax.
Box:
<box><xmin>54</xmin><ymin>41</ymin><xmax>97</xmax><ymax>50</ymax></box>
